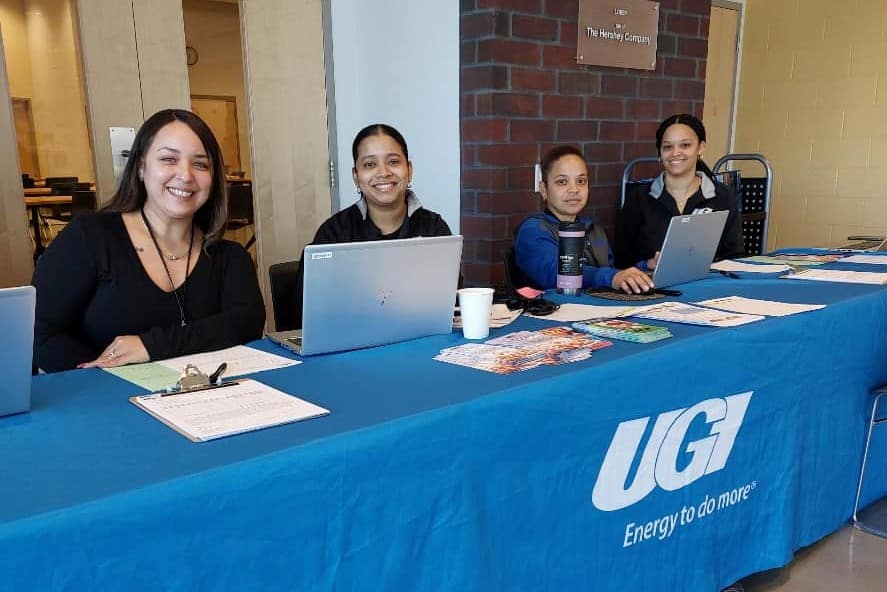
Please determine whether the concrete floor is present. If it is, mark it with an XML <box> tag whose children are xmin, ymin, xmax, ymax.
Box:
<box><xmin>744</xmin><ymin>524</ymin><xmax>887</xmax><ymax>592</ymax></box>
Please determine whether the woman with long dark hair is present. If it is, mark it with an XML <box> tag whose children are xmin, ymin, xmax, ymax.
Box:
<box><xmin>33</xmin><ymin>109</ymin><xmax>265</xmax><ymax>372</ymax></box>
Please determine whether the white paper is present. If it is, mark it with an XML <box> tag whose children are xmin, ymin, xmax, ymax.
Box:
<box><xmin>839</xmin><ymin>255</ymin><xmax>887</xmax><ymax>265</ymax></box>
<box><xmin>710</xmin><ymin>260</ymin><xmax>792</xmax><ymax>273</ymax></box>
<box><xmin>157</xmin><ymin>345</ymin><xmax>301</xmax><ymax>377</ymax></box>
<box><xmin>526</xmin><ymin>303</ymin><xmax>637</xmax><ymax>322</ymax></box>
<box><xmin>695</xmin><ymin>296</ymin><xmax>826</xmax><ymax>317</ymax></box>
<box><xmin>131</xmin><ymin>378</ymin><xmax>329</xmax><ymax>442</ymax></box>
<box><xmin>781</xmin><ymin>269</ymin><xmax>887</xmax><ymax>285</ymax></box>
<box><xmin>631</xmin><ymin>301</ymin><xmax>764</xmax><ymax>327</ymax></box>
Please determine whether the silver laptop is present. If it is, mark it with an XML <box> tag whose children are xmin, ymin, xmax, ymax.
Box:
<box><xmin>652</xmin><ymin>210</ymin><xmax>729</xmax><ymax>288</ymax></box>
<box><xmin>268</xmin><ymin>235</ymin><xmax>463</xmax><ymax>356</ymax></box>
<box><xmin>0</xmin><ymin>286</ymin><xmax>35</xmax><ymax>417</ymax></box>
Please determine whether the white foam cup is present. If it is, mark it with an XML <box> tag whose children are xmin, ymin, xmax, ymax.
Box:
<box><xmin>457</xmin><ymin>287</ymin><xmax>495</xmax><ymax>339</ymax></box>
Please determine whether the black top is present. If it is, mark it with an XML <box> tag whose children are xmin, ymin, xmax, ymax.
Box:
<box><xmin>614</xmin><ymin>176</ymin><xmax>744</xmax><ymax>269</ymax></box>
<box><xmin>288</xmin><ymin>195</ymin><xmax>452</xmax><ymax>330</ymax></box>
<box><xmin>312</xmin><ymin>199</ymin><xmax>451</xmax><ymax>243</ymax></box>
<box><xmin>33</xmin><ymin>213</ymin><xmax>266</xmax><ymax>372</ymax></box>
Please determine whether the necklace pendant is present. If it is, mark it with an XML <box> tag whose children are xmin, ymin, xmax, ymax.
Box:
<box><xmin>181</xmin><ymin>319</ymin><xmax>187</xmax><ymax>327</ymax></box>
<box><xmin>167</xmin><ymin>254</ymin><xmax>178</xmax><ymax>261</ymax></box>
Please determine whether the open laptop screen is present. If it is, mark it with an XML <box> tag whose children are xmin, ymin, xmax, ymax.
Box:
<box><xmin>0</xmin><ymin>285</ymin><xmax>35</xmax><ymax>416</ymax></box>
<box><xmin>272</xmin><ymin>235</ymin><xmax>462</xmax><ymax>356</ymax></box>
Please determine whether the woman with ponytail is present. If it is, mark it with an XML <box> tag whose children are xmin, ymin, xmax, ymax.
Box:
<box><xmin>614</xmin><ymin>113</ymin><xmax>743</xmax><ymax>270</ymax></box>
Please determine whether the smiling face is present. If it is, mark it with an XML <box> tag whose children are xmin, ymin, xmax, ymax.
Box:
<box><xmin>659</xmin><ymin>123</ymin><xmax>705</xmax><ymax>178</ymax></box>
<box><xmin>140</xmin><ymin>120</ymin><xmax>213</xmax><ymax>222</ymax></box>
<box><xmin>351</xmin><ymin>132</ymin><xmax>413</xmax><ymax>211</ymax></box>
<box><xmin>539</xmin><ymin>154</ymin><xmax>589</xmax><ymax>222</ymax></box>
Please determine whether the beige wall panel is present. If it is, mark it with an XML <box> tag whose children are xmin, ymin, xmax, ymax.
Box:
<box><xmin>767</xmin><ymin>80</ymin><xmax>817</xmax><ymax>110</ymax></box>
<box><xmin>798</xmin><ymin>0</ymin><xmax>849</xmax><ymax>18</ymax></box>
<box><xmin>811</xmin><ymin>138</ymin><xmax>870</xmax><ymax>169</ymax></box>
<box><xmin>782</xmin><ymin>166</ymin><xmax>837</xmax><ymax>199</ymax></box>
<box><xmin>793</xmin><ymin>43</ymin><xmax>850</xmax><ymax>81</ymax></box>
<box><xmin>26</xmin><ymin>0</ymin><xmax>93</xmax><ymax>181</ymax></box>
<box><xmin>754</xmin><ymin>1</ymin><xmax>797</xmax><ymax>22</ymax></box>
<box><xmin>870</xmin><ymin>137</ymin><xmax>887</xmax><ymax>165</ymax></box>
<box><xmin>0</xmin><ymin>26</ymin><xmax>34</xmax><ymax>286</ymax></box>
<box><xmin>241</xmin><ymin>0</ymin><xmax>331</xmax><ymax>329</ymax></box>
<box><xmin>844</xmin><ymin>106</ymin><xmax>887</xmax><ymax>139</ymax></box>
<box><xmin>759</xmin><ymin>48</ymin><xmax>794</xmax><ymax>83</ymax></box>
<box><xmin>825</xmin><ymin>14</ymin><xmax>884</xmax><ymax>43</ymax></box>
<box><xmin>786</xmin><ymin>107</ymin><xmax>843</xmax><ymax>141</ymax></box>
<box><xmin>769</xmin><ymin>139</ymin><xmax>811</xmax><ymax>172</ymax></box>
<box><xmin>805</xmin><ymin>197</ymin><xmax>864</xmax><ymax>228</ymax></box>
<box><xmin>877</xmin><ymin>80</ymin><xmax>887</xmax><ymax>107</ymax></box>
<box><xmin>735</xmin><ymin>0</ymin><xmax>887</xmax><ymax>250</ymax></box>
<box><xmin>75</xmin><ymin>0</ymin><xmax>142</xmax><ymax>202</ymax></box>
<box><xmin>860</xmin><ymin>201</ymin><xmax>887</xmax><ymax>229</ymax></box>
<box><xmin>768</xmin><ymin>18</ymin><xmax>823</xmax><ymax>54</ymax></box>
<box><xmin>775</xmin><ymin>217</ymin><xmax>830</xmax><ymax>248</ymax></box>
<box><xmin>0</xmin><ymin>0</ymin><xmax>33</xmax><ymax>95</ymax></box>
<box><xmin>835</xmin><ymin>167</ymin><xmax>868</xmax><ymax>200</ymax></box>
<box><xmin>132</xmin><ymin>0</ymin><xmax>189</xmax><ymax>116</ymax></box>
<box><xmin>817</xmin><ymin>75</ymin><xmax>876</xmax><ymax>109</ymax></box>
<box><xmin>851</xmin><ymin>41</ymin><xmax>887</xmax><ymax>78</ymax></box>
<box><xmin>183</xmin><ymin>0</ymin><xmax>250</xmax><ymax>178</ymax></box>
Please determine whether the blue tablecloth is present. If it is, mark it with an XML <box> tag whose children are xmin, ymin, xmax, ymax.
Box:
<box><xmin>2</xmin><ymin>263</ymin><xmax>887</xmax><ymax>591</ymax></box>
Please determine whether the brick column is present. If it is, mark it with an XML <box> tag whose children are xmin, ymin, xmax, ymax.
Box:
<box><xmin>460</xmin><ymin>0</ymin><xmax>711</xmax><ymax>286</ymax></box>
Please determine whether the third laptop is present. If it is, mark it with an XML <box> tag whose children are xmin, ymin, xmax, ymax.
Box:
<box><xmin>651</xmin><ymin>210</ymin><xmax>729</xmax><ymax>288</ymax></box>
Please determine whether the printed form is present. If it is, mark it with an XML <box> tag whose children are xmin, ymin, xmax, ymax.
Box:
<box><xmin>130</xmin><ymin>378</ymin><xmax>329</xmax><ymax>442</ymax></box>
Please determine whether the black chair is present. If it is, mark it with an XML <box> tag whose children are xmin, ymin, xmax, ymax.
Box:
<box><xmin>269</xmin><ymin>260</ymin><xmax>302</xmax><ymax>331</ymax></box>
<box><xmin>503</xmin><ymin>247</ymin><xmax>537</xmax><ymax>293</ymax></box>
<box><xmin>227</xmin><ymin>181</ymin><xmax>256</xmax><ymax>250</ymax></box>
<box><xmin>713</xmin><ymin>154</ymin><xmax>773</xmax><ymax>256</ymax></box>
<box><xmin>44</xmin><ymin>181</ymin><xmax>93</xmax><ymax>226</ymax></box>
<box><xmin>71</xmin><ymin>190</ymin><xmax>97</xmax><ymax>219</ymax></box>
<box><xmin>619</xmin><ymin>156</ymin><xmax>662</xmax><ymax>207</ymax></box>
<box><xmin>44</xmin><ymin>177</ymin><xmax>79</xmax><ymax>193</ymax></box>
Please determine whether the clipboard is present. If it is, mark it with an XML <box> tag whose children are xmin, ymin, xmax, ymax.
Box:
<box><xmin>130</xmin><ymin>378</ymin><xmax>330</xmax><ymax>442</ymax></box>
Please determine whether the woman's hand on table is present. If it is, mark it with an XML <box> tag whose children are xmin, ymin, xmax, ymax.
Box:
<box><xmin>79</xmin><ymin>335</ymin><xmax>149</xmax><ymax>369</ymax></box>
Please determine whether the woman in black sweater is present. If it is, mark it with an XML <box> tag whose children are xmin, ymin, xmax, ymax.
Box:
<box><xmin>32</xmin><ymin>109</ymin><xmax>265</xmax><ymax>372</ymax></box>
<box><xmin>290</xmin><ymin>123</ymin><xmax>452</xmax><ymax>328</ymax></box>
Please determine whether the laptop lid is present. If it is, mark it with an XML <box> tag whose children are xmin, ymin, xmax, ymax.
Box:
<box><xmin>652</xmin><ymin>210</ymin><xmax>729</xmax><ymax>288</ymax></box>
<box><xmin>0</xmin><ymin>286</ymin><xmax>35</xmax><ymax>417</ymax></box>
<box><xmin>280</xmin><ymin>235</ymin><xmax>463</xmax><ymax>356</ymax></box>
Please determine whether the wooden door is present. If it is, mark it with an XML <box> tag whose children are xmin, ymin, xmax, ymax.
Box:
<box><xmin>12</xmin><ymin>98</ymin><xmax>40</xmax><ymax>177</ymax></box>
<box><xmin>191</xmin><ymin>95</ymin><xmax>241</xmax><ymax>173</ymax></box>
<box><xmin>702</xmin><ymin>4</ymin><xmax>741</xmax><ymax>163</ymax></box>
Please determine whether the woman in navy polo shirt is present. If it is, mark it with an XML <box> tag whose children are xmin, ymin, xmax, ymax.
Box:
<box><xmin>513</xmin><ymin>145</ymin><xmax>653</xmax><ymax>293</ymax></box>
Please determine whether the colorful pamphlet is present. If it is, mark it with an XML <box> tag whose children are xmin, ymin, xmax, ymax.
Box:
<box><xmin>434</xmin><ymin>326</ymin><xmax>612</xmax><ymax>375</ymax></box>
<box><xmin>571</xmin><ymin>318</ymin><xmax>672</xmax><ymax>343</ymax></box>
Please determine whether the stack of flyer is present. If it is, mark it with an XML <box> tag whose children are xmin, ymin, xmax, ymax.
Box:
<box><xmin>434</xmin><ymin>327</ymin><xmax>612</xmax><ymax>374</ymax></box>
<box><xmin>571</xmin><ymin>318</ymin><xmax>672</xmax><ymax>343</ymax></box>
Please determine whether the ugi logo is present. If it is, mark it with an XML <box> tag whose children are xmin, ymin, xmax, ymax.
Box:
<box><xmin>592</xmin><ymin>392</ymin><xmax>752</xmax><ymax>511</ymax></box>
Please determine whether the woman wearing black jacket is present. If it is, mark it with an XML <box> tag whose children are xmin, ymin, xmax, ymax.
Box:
<box><xmin>615</xmin><ymin>114</ymin><xmax>744</xmax><ymax>270</ymax></box>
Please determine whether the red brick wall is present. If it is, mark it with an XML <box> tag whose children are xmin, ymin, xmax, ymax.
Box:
<box><xmin>460</xmin><ymin>0</ymin><xmax>711</xmax><ymax>286</ymax></box>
